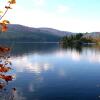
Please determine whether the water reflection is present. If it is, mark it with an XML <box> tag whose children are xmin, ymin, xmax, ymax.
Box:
<box><xmin>9</xmin><ymin>44</ymin><xmax>100</xmax><ymax>76</ymax></box>
<box><xmin>62</xmin><ymin>45</ymin><xmax>100</xmax><ymax>63</ymax></box>
<box><xmin>11</xmin><ymin>56</ymin><xmax>51</xmax><ymax>74</ymax></box>
<box><xmin>0</xmin><ymin>46</ymin><xmax>17</xmax><ymax>100</ymax></box>
<box><xmin>4</xmin><ymin>43</ymin><xmax>100</xmax><ymax>100</ymax></box>
<box><xmin>8</xmin><ymin>88</ymin><xmax>26</xmax><ymax>100</ymax></box>
<box><xmin>55</xmin><ymin>49</ymin><xmax>81</xmax><ymax>61</ymax></box>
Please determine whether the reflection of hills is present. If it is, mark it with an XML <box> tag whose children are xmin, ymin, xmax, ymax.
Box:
<box><xmin>11</xmin><ymin>43</ymin><xmax>60</xmax><ymax>56</ymax></box>
<box><xmin>1</xmin><ymin>42</ymin><xmax>100</xmax><ymax>57</ymax></box>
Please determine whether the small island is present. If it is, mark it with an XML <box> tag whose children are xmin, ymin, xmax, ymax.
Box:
<box><xmin>60</xmin><ymin>33</ymin><xmax>100</xmax><ymax>46</ymax></box>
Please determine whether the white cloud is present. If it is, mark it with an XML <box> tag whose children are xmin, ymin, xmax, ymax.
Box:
<box><xmin>0</xmin><ymin>1</ymin><xmax>6</xmax><ymax>9</ymax></box>
<box><xmin>2</xmin><ymin>3</ymin><xmax>100</xmax><ymax>32</ymax></box>
<box><xmin>32</xmin><ymin>0</ymin><xmax>45</xmax><ymax>6</ymax></box>
<box><xmin>1</xmin><ymin>0</ymin><xmax>100</xmax><ymax>32</ymax></box>
<box><xmin>56</xmin><ymin>5</ymin><xmax>69</xmax><ymax>14</ymax></box>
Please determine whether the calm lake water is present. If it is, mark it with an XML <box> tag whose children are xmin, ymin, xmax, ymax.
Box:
<box><xmin>1</xmin><ymin>43</ymin><xmax>100</xmax><ymax>100</ymax></box>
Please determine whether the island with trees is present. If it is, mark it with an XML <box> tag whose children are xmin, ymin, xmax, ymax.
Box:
<box><xmin>60</xmin><ymin>32</ymin><xmax>100</xmax><ymax>47</ymax></box>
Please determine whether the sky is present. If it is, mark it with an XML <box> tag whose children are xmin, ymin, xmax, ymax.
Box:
<box><xmin>0</xmin><ymin>0</ymin><xmax>100</xmax><ymax>32</ymax></box>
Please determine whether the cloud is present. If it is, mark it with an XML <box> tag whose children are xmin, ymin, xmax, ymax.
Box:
<box><xmin>2</xmin><ymin>2</ymin><xmax>100</xmax><ymax>32</ymax></box>
<box><xmin>0</xmin><ymin>0</ymin><xmax>6</xmax><ymax>9</ymax></box>
<box><xmin>56</xmin><ymin>5</ymin><xmax>69</xmax><ymax>14</ymax></box>
<box><xmin>32</xmin><ymin>0</ymin><xmax>45</xmax><ymax>6</ymax></box>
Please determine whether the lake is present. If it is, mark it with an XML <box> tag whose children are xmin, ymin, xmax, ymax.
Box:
<box><xmin>1</xmin><ymin>43</ymin><xmax>100</xmax><ymax>100</ymax></box>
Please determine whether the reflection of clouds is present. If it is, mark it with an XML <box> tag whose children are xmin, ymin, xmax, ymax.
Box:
<box><xmin>28</xmin><ymin>76</ymin><xmax>44</xmax><ymax>92</ymax></box>
<box><xmin>11</xmin><ymin>48</ymin><xmax>100</xmax><ymax>74</ymax></box>
<box><xmin>11</xmin><ymin>56</ymin><xmax>51</xmax><ymax>74</ymax></box>
<box><xmin>26</xmin><ymin>62</ymin><xmax>51</xmax><ymax>73</ymax></box>
<box><xmin>44</xmin><ymin>63</ymin><xmax>50</xmax><ymax>71</ymax></box>
<box><xmin>71</xmin><ymin>50</ymin><xmax>80</xmax><ymax>61</ymax></box>
<box><xmin>58</xmin><ymin>68</ymin><xmax>66</xmax><ymax>77</ymax></box>
<box><xmin>55</xmin><ymin>49</ymin><xmax>81</xmax><ymax>61</ymax></box>
<box><xmin>55</xmin><ymin>50</ymin><xmax>65</xmax><ymax>57</ymax></box>
<box><xmin>55</xmin><ymin>48</ymin><xmax>100</xmax><ymax>63</ymax></box>
<box><xmin>88</xmin><ymin>55</ymin><xmax>100</xmax><ymax>63</ymax></box>
<box><xmin>82</xmin><ymin>49</ymin><xmax>100</xmax><ymax>63</ymax></box>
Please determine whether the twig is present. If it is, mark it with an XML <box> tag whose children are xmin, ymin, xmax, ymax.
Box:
<box><xmin>0</xmin><ymin>3</ymin><xmax>11</xmax><ymax>21</ymax></box>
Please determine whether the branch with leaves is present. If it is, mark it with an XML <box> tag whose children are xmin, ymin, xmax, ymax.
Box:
<box><xmin>0</xmin><ymin>0</ymin><xmax>16</xmax><ymax>90</ymax></box>
<box><xmin>0</xmin><ymin>0</ymin><xmax>16</xmax><ymax>32</ymax></box>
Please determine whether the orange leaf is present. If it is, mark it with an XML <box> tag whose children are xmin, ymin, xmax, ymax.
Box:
<box><xmin>8</xmin><ymin>0</ymin><xmax>16</xmax><ymax>4</ymax></box>
<box><xmin>0</xmin><ymin>23</ymin><xmax>8</xmax><ymax>32</ymax></box>
<box><xmin>0</xmin><ymin>74</ymin><xmax>13</xmax><ymax>82</ymax></box>
<box><xmin>0</xmin><ymin>47</ymin><xmax>10</xmax><ymax>52</ymax></box>
<box><xmin>2</xmin><ymin>20</ymin><xmax>10</xmax><ymax>24</ymax></box>
<box><xmin>1</xmin><ymin>25</ymin><xmax>8</xmax><ymax>32</ymax></box>
<box><xmin>0</xmin><ymin>66</ymin><xmax>12</xmax><ymax>72</ymax></box>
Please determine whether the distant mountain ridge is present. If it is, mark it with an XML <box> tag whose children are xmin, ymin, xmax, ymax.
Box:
<box><xmin>83</xmin><ymin>32</ymin><xmax>100</xmax><ymax>38</ymax></box>
<box><xmin>38</xmin><ymin>27</ymin><xmax>72</xmax><ymax>37</ymax></box>
<box><xmin>1</xmin><ymin>24</ymin><xmax>99</xmax><ymax>43</ymax></box>
<box><xmin>0</xmin><ymin>24</ymin><xmax>72</xmax><ymax>42</ymax></box>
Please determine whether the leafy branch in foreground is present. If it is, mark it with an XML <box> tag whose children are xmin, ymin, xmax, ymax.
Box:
<box><xmin>0</xmin><ymin>0</ymin><xmax>16</xmax><ymax>91</ymax></box>
<box><xmin>0</xmin><ymin>0</ymin><xmax>16</xmax><ymax>32</ymax></box>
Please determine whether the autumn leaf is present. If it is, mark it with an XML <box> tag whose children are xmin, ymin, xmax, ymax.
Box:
<box><xmin>0</xmin><ymin>66</ymin><xmax>12</xmax><ymax>72</ymax></box>
<box><xmin>2</xmin><ymin>20</ymin><xmax>10</xmax><ymax>24</ymax></box>
<box><xmin>1</xmin><ymin>25</ymin><xmax>8</xmax><ymax>32</ymax></box>
<box><xmin>5</xmin><ymin>6</ymin><xmax>12</xmax><ymax>9</ymax></box>
<box><xmin>0</xmin><ymin>64</ymin><xmax>3</xmax><ymax>67</ymax></box>
<box><xmin>4</xmin><ymin>75</ymin><xmax>13</xmax><ymax>82</ymax></box>
<box><xmin>8</xmin><ymin>0</ymin><xmax>16</xmax><ymax>4</ymax></box>
<box><xmin>0</xmin><ymin>47</ymin><xmax>10</xmax><ymax>52</ymax></box>
<box><xmin>0</xmin><ymin>74</ymin><xmax>13</xmax><ymax>82</ymax></box>
<box><xmin>0</xmin><ymin>22</ymin><xmax>8</xmax><ymax>32</ymax></box>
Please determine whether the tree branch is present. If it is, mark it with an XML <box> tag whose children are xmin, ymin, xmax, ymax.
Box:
<box><xmin>0</xmin><ymin>3</ymin><xmax>11</xmax><ymax>21</ymax></box>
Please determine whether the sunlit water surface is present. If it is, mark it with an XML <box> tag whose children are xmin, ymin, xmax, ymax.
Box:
<box><xmin>2</xmin><ymin>43</ymin><xmax>100</xmax><ymax>100</ymax></box>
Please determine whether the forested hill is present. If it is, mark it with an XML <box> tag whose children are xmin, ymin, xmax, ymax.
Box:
<box><xmin>0</xmin><ymin>24</ymin><xmax>72</xmax><ymax>42</ymax></box>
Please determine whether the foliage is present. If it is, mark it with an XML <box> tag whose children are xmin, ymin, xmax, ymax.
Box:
<box><xmin>61</xmin><ymin>33</ymin><xmax>93</xmax><ymax>45</ymax></box>
<box><xmin>0</xmin><ymin>0</ymin><xmax>16</xmax><ymax>32</ymax></box>
<box><xmin>0</xmin><ymin>0</ymin><xmax>16</xmax><ymax>91</ymax></box>
<box><xmin>61</xmin><ymin>33</ymin><xmax>83</xmax><ymax>44</ymax></box>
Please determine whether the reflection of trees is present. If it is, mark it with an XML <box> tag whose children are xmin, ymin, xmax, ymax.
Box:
<box><xmin>0</xmin><ymin>43</ymin><xmax>59</xmax><ymax>56</ymax></box>
<box><xmin>61</xmin><ymin>43</ymin><xmax>83</xmax><ymax>53</ymax></box>
<box><xmin>0</xmin><ymin>46</ymin><xmax>16</xmax><ymax>100</ymax></box>
<box><xmin>60</xmin><ymin>43</ymin><xmax>94</xmax><ymax>54</ymax></box>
